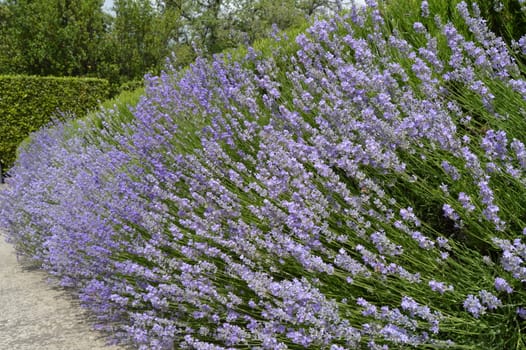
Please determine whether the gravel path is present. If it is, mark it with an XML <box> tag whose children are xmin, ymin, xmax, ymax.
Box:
<box><xmin>0</xmin><ymin>184</ymin><xmax>125</xmax><ymax>350</ymax></box>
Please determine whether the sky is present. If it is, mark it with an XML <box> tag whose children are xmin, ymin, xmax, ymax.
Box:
<box><xmin>103</xmin><ymin>0</ymin><xmax>114</xmax><ymax>13</ymax></box>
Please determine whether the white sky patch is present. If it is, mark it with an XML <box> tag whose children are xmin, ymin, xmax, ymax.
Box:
<box><xmin>103</xmin><ymin>0</ymin><xmax>114</xmax><ymax>13</ymax></box>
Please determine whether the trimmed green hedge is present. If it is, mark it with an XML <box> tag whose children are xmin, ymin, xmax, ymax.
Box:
<box><xmin>0</xmin><ymin>75</ymin><xmax>109</xmax><ymax>171</ymax></box>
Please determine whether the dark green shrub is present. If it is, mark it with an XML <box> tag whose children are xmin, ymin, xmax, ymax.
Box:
<box><xmin>0</xmin><ymin>75</ymin><xmax>109</xmax><ymax>171</ymax></box>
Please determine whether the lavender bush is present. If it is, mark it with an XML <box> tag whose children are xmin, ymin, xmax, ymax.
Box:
<box><xmin>1</xmin><ymin>0</ymin><xmax>526</xmax><ymax>348</ymax></box>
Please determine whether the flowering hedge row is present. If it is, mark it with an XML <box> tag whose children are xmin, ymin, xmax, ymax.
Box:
<box><xmin>1</xmin><ymin>0</ymin><xmax>526</xmax><ymax>349</ymax></box>
<box><xmin>0</xmin><ymin>75</ymin><xmax>109</xmax><ymax>171</ymax></box>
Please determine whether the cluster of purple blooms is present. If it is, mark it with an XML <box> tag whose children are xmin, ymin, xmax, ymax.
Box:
<box><xmin>1</xmin><ymin>0</ymin><xmax>526</xmax><ymax>348</ymax></box>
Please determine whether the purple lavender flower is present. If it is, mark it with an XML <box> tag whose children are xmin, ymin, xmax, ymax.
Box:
<box><xmin>370</xmin><ymin>230</ymin><xmax>403</xmax><ymax>256</ymax></box>
<box><xmin>429</xmin><ymin>280</ymin><xmax>454</xmax><ymax>294</ymax></box>
<box><xmin>493</xmin><ymin>238</ymin><xmax>526</xmax><ymax>281</ymax></box>
<box><xmin>481</xmin><ymin>130</ymin><xmax>508</xmax><ymax>161</ymax></box>
<box><xmin>400</xmin><ymin>207</ymin><xmax>421</xmax><ymax>226</ymax></box>
<box><xmin>511</xmin><ymin>139</ymin><xmax>526</xmax><ymax>168</ymax></box>
<box><xmin>478</xmin><ymin>290</ymin><xmax>502</xmax><ymax>310</ymax></box>
<box><xmin>463</xmin><ymin>294</ymin><xmax>485</xmax><ymax>318</ymax></box>
<box><xmin>421</xmin><ymin>0</ymin><xmax>429</xmax><ymax>17</ymax></box>
<box><xmin>441</xmin><ymin>161</ymin><xmax>460</xmax><ymax>180</ymax></box>
<box><xmin>413</xmin><ymin>22</ymin><xmax>426</xmax><ymax>34</ymax></box>
<box><xmin>494</xmin><ymin>277</ymin><xmax>513</xmax><ymax>294</ymax></box>
<box><xmin>442</xmin><ymin>204</ymin><xmax>460</xmax><ymax>222</ymax></box>
<box><xmin>2</xmin><ymin>2</ymin><xmax>525</xmax><ymax>348</ymax></box>
<box><xmin>458</xmin><ymin>192</ymin><xmax>475</xmax><ymax>212</ymax></box>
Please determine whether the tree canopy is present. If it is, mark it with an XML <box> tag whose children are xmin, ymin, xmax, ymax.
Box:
<box><xmin>0</xmin><ymin>0</ymin><xmax>341</xmax><ymax>93</ymax></box>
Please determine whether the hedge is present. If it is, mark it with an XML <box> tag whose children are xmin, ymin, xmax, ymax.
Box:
<box><xmin>0</xmin><ymin>75</ymin><xmax>109</xmax><ymax>171</ymax></box>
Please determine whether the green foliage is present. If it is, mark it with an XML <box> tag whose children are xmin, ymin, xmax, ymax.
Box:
<box><xmin>0</xmin><ymin>75</ymin><xmax>109</xmax><ymax>170</ymax></box>
<box><xmin>0</xmin><ymin>0</ymin><xmax>109</xmax><ymax>77</ymax></box>
<box><xmin>96</xmin><ymin>85</ymin><xmax>144</xmax><ymax>127</ymax></box>
<box><xmin>232</xmin><ymin>0</ymin><xmax>308</xmax><ymax>44</ymax></box>
<box><xmin>380</xmin><ymin>0</ymin><xmax>526</xmax><ymax>47</ymax></box>
<box><xmin>100</xmin><ymin>86</ymin><xmax>144</xmax><ymax>111</ymax></box>
<box><xmin>467</xmin><ymin>0</ymin><xmax>526</xmax><ymax>44</ymax></box>
<box><xmin>108</xmin><ymin>0</ymin><xmax>182</xmax><ymax>83</ymax></box>
<box><xmin>8</xmin><ymin>1</ymin><xmax>526</xmax><ymax>348</ymax></box>
<box><xmin>177</xmin><ymin>0</ymin><xmax>335</xmax><ymax>55</ymax></box>
<box><xmin>0</xmin><ymin>0</ymin><xmax>339</xmax><ymax>90</ymax></box>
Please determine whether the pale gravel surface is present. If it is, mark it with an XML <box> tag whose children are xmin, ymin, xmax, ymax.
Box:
<box><xmin>0</xmin><ymin>183</ymin><xmax>126</xmax><ymax>350</ymax></box>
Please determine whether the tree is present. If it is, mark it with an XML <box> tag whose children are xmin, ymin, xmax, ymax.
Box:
<box><xmin>160</xmin><ymin>0</ymin><xmax>230</xmax><ymax>54</ymax></box>
<box><xmin>109</xmin><ymin>0</ymin><xmax>181</xmax><ymax>82</ymax></box>
<box><xmin>0</xmin><ymin>0</ymin><xmax>342</xmax><ymax>91</ymax></box>
<box><xmin>0</xmin><ymin>4</ymin><xmax>21</xmax><ymax>74</ymax></box>
<box><xmin>231</xmin><ymin>0</ymin><xmax>305</xmax><ymax>44</ymax></box>
<box><xmin>174</xmin><ymin>0</ymin><xmax>342</xmax><ymax>54</ymax></box>
<box><xmin>0</xmin><ymin>0</ymin><xmax>108</xmax><ymax>77</ymax></box>
<box><xmin>155</xmin><ymin>0</ymin><xmax>323</xmax><ymax>56</ymax></box>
